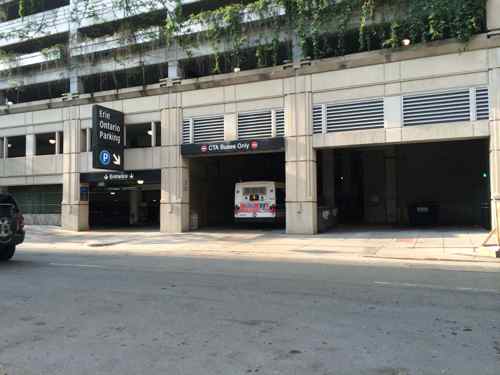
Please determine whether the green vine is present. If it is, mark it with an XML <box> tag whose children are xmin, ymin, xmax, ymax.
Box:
<box><xmin>0</xmin><ymin>0</ymin><xmax>489</xmax><ymax>82</ymax></box>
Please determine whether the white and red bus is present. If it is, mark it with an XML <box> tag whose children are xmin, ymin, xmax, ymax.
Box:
<box><xmin>234</xmin><ymin>181</ymin><xmax>285</xmax><ymax>224</ymax></box>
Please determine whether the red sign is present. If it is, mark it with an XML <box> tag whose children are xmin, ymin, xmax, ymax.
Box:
<box><xmin>201</xmin><ymin>145</ymin><xmax>208</xmax><ymax>152</ymax></box>
<box><xmin>250</xmin><ymin>141</ymin><xmax>258</xmax><ymax>150</ymax></box>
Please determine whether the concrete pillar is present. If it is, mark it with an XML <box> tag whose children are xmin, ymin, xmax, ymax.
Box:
<box><xmin>151</xmin><ymin>121</ymin><xmax>157</xmax><ymax>147</ymax></box>
<box><xmin>168</xmin><ymin>61</ymin><xmax>184</xmax><ymax>80</ymax></box>
<box><xmin>26</xmin><ymin>133</ymin><xmax>35</xmax><ymax>156</ymax></box>
<box><xmin>224</xmin><ymin>113</ymin><xmax>237</xmax><ymax>141</ymax></box>
<box><xmin>321</xmin><ymin>150</ymin><xmax>335</xmax><ymax>207</ymax></box>
<box><xmin>61</xmin><ymin>106</ymin><xmax>89</xmax><ymax>231</ymax></box>
<box><xmin>70</xmin><ymin>76</ymin><xmax>83</xmax><ymax>95</ymax></box>
<box><xmin>385</xmin><ymin>147</ymin><xmax>398</xmax><ymax>224</ymax></box>
<box><xmin>160</xmin><ymin>93</ymin><xmax>190</xmax><ymax>233</ymax></box>
<box><xmin>284</xmin><ymin>75</ymin><xmax>318</xmax><ymax>234</ymax></box>
<box><xmin>86</xmin><ymin>128</ymin><xmax>91</xmax><ymax>152</ymax></box>
<box><xmin>291</xmin><ymin>34</ymin><xmax>303</xmax><ymax>62</ymax></box>
<box><xmin>129</xmin><ymin>189</ymin><xmax>140</xmax><ymax>225</ymax></box>
<box><xmin>25</xmin><ymin>132</ymin><xmax>35</xmax><ymax>176</ymax></box>
<box><xmin>55</xmin><ymin>131</ymin><xmax>61</xmax><ymax>154</ymax></box>
<box><xmin>2</xmin><ymin>137</ymin><xmax>7</xmax><ymax>159</ymax></box>
<box><xmin>489</xmin><ymin>48</ymin><xmax>500</xmax><ymax>229</ymax></box>
<box><xmin>487</xmin><ymin>0</ymin><xmax>500</xmax><ymax>32</ymax></box>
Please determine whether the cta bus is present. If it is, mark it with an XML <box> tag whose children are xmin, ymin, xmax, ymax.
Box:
<box><xmin>234</xmin><ymin>181</ymin><xmax>285</xmax><ymax>224</ymax></box>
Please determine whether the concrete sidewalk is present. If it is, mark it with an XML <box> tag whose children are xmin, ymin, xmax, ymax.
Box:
<box><xmin>19</xmin><ymin>225</ymin><xmax>500</xmax><ymax>264</ymax></box>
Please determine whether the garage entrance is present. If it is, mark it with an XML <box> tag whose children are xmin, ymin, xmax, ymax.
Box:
<box><xmin>81</xmin><ymin>170</ymin><xmax>160</xmax><ymax>229</ymax></box>
<box><xmin>317</xmin><ymin>139</ymin><xmax>490</xmax><ymax>229</ymax></box>
<box><xmin>184</xmin><ymin>139</ymin><xmax>285</xmax><ymax>229</ymax></box>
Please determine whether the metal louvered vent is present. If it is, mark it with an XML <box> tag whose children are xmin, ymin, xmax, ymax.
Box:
<box><xmin>238</xmin><ymin>110</ymin><xmax>272</xmax><ymax>140</ymax></box>
<box><xmin>476</xmin><ymin>87</ymin><xmax>490</xmax><ymax>121</ymax></box>
<box><xmin>275</xmin><ymin>110</ymin><xmax>285</xmax><ymax>137</ymax></box>
<box><xmin>403</xmin><ymin>89</ymin><xmax>470</xmax><ymax>126</ymax></box>
<box><xmin>182</xmin><ymin>119</ymin><xmax>191</xmax><ymax>144</ymax></box>
<box><xmin>192</xmin><ymin>116</ymin><xmax>224</xmax><ymax>143</ymax></box>
<box><xmin>313</xmin><ymin>105</ymin><xmax>323</xmax><ymax>134</ymax></box>
<box><xmin>326</xmin><ymin>99</ymin><xmax>384</xmax><ymax>132</ymax></box>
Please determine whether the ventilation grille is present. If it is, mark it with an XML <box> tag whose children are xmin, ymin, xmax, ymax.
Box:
<box><xmin>403</xmin><ymin>89</ymin><xmax>470</xmax><ymax>126</ymax></box>
<box><xmin>182</xmin><ymin>119</ymin><xmax>191</xmax><ymax>144</ymax></box>
<box><xmin>476</xmin><ymin>87</ymin><xmax>489</xmax><ymax>121</ymax></box>
<box><xmin>326</xmin><ymin>98</ymin><xmax>384</xmax><ymax>132</ymax></box>
<box><xmin>238</xmin><ymin>110</ymin><xmax>272</xmax><ymax>140</ymax></box>
<box><xmin>275</xmin><ymin>110</ymin><xmax>285</xmax><ymax>137</ymax></box>
<box><xmin>192</xmin><ymin>116</ymin><xmax>224</xmax><ymax>143</ymax></box>
<box><xmin>313</xmin><ymin>105</ymin><xmax>323</xmax><ymax>134</ymax></box>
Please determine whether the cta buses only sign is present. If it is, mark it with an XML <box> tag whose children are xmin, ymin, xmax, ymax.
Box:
<box><xmin>92</xmin><ymin>105</ymin><xmax>124</xmax><ymax>171</ymax></box>
<box><xmin>181</xmin><ymin>138</ymin><xmax>285</xmax><ymax>157</ymax></box>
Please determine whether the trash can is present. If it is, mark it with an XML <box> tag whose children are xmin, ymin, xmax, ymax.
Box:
<box><xmin>408</xmin><ymin>202</ymin><xmax>439</xmax><ymax>226</ymax></box>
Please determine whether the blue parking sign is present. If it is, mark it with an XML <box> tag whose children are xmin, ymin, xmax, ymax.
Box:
<box><xmin>99</xmin><ymin>150</ymin><xmax>111</xmax><ymax>166</ymax></box>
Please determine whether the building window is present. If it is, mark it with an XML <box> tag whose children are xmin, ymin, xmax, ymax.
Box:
<box><xmin>35</xmin><ymin>133</ymin><xmax>57</xmax><ymax>155</ymax></box>
<box><xmin>126</xmin><ymin>123</ymin><xmax>152</xmax><ymax>148</ymax></box>
<box><xmin>7</xmin><ymin>136</ymin><xmax>26</xmax><ymax>158</ymax></box>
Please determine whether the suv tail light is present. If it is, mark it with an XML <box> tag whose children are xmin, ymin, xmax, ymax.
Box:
<box><xmin>16</xmin><ymin>213</ymin><xmax>24</xmax><ymax>231</ymax></box>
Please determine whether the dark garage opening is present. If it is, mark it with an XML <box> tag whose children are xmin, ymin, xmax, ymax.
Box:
<box><xmin>189</xmin><ymin>152</ymin><xmax>285</xmax><ymax>229</ymax></box>
<box><xmin>89</xmin><ymin>185</ymin><xmax>160</xmax><ymax>228</ymax></box>
<box><xmin>317</xmin><ymin>139</ymin><xmax>490</xmax><ymax>229</ymax></box>
<box><xmin>83</xmin><ymin>171</ymin><xmax>161</xmax><ymax>230</ymax></box>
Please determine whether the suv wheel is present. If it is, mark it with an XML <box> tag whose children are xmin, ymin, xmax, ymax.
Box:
<box><xmin>0</xmin><ymin>244</ymin><xmax>15</xmax><ymax>261</ymax></box>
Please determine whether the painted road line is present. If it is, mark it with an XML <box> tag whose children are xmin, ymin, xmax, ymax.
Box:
<box><xmin>374</xmin><ymin>281</ymin><xmax>500</xmax><ymax>294</ymax></box>
<box><xmin>49</xmin><ymin>262</ymin><xmax>112</xmax><ymax>270</ymax></box>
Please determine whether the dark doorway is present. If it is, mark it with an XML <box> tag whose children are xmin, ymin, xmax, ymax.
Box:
<box><xmin>318</xmin><ymin>139</ymin><xmax>490</xmax><ymax>228</ymax></box>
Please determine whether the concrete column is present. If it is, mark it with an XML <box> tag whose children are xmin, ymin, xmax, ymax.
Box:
<box><xmin>285</xmin><ymin>75</ymin><xmax>318</xmax><ymax>234</ymax></box>
<box><xmin>26</xmin><ymin>133</ymin><xmax>35</xmax><ymax>156</ymax></box>
<box><xmin>487</xmin><ymin>0</ymin><xmax>500</xmax><ymax>32</ymax></box>
<box><xmin>160</xmin><ymin>93</ymin><xmax>190</xmax><ymax>233</ymax></box>
<box><xmin>321</xmin><ymin>150</ymin><xmax>335</xmax><ymax>207</ymax></box>
<box><xmin>384</xmin><ymin>95</ymin><xmax>403</xmax><ymax>143</ymax></box>
<box><xmin>129</xmin><ymin>189</ymin><xmax>140</xmax><ymax>225</ymax></box>
<box><xmin>86</xmin><ymin>128</ymin><xmax>91</xmax><ymax>152</ymax></box>
<box><xmin>70</xmin><ymin>76</ymin><xmax>83</xmax><ymax>95</ymax></box>
<box><xmin>489</xmin><ymin>48</ymin><xmax>500</xmax><ymax>229</ymax></box>
<box><xmin>385</xmin><ymin>147</ymin><xmax>398</xmax><ymax>224</ymax></box>
<box><xmin>61</xmin><ymin>106</ymin><xmax>89</xmax><ymax>231</ymax></box>
<box><xmin>168</xmin><ymin>61</ymin><xmax>184</xmax><ymax>80</ymax></box>
<box><xmin>2</xmin><ymin>137</ymin><xmax>7</xmax><ymax>159</ymax></box>
<box><xmin>224</xmin><ymin>113</ymin><xmax>237</xmax><ymax>141</ymax></box>
<box><xmin>291</xmin><ymin>34</ymin><xmax>302</xmax><ymax>62</ymax></box>
<box><xmin>151</xmin><ymin>121</ymin><xmax>156</xmax><ymax>147</ymax></box>
<box><xmin>55</xmin><ymin>131</ymin><xmax>61</xmax><ymax>154</ymax></box>
<box><xmin>68</xmin><ymin>0</ymin><xmax>82</xmax><ymax>95</ymax></box>
<box><xmin>25</xmin><ymin>132</ymin><xmax>35</xmax><ymax>176</ymax></box>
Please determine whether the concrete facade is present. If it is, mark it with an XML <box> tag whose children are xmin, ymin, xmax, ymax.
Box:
<box><xmin>0</xmin><ymin>31</ymin><xmax>499</xmax><ymax>233</ymax></box>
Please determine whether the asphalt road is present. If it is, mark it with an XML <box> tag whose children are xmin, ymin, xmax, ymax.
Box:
<box><xmin>0</xmin><ymin>249</ymin><xmax>499</xmax><ymax>375</ymax></box>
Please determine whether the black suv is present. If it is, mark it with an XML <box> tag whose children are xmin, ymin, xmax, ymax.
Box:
<box><xmin>0</xmin><ymin>193</ymin><xmax>25</xmax><ymax>261</ymax></box>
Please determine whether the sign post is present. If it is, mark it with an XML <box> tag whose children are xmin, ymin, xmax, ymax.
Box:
<box><xmin>92</xmin><ymin>105</ymin><xmax>124</xmax><ymax>171</ymax></box>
